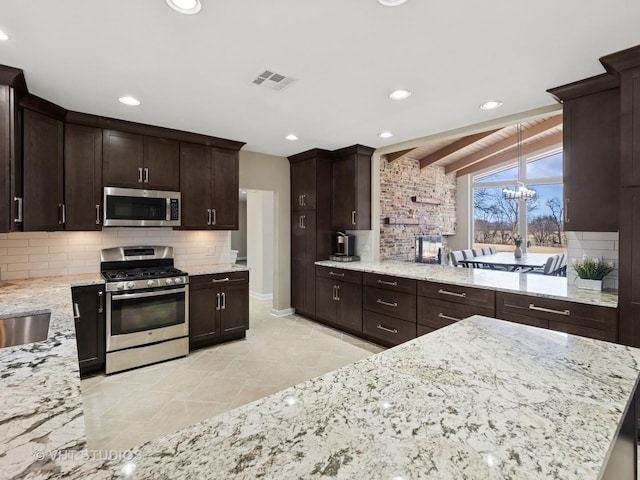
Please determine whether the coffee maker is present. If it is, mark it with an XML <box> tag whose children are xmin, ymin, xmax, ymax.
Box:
<box><xmin>330</xmin><ymin>232</ymin><xmax>358</xmax><ymax>261</ymax></box>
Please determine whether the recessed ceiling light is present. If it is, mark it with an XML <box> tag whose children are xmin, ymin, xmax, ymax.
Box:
<box><xmin>480</xmin><ymin>100</ymin><xmax>503</xmax><ymax>110</ymax></box>
<box><xmin>118</xmin><ymin>96</ymin><xmax>141</xmax><ymax>106</ymax></box>
<box><xmin>0</xmin><ymin>30</ymin><xmax>8</xmax><ymax>41</ymax></box>
<box><xmin>285</xmin><ymin>134</ymin><xmax>299</xmax><ymax>141</ymax></box>
<box><xmin>378</xmin><ymin>0</ymin><xmax>408</xmax><ymax>6</ymax></box>
<box><xmin>388</xmin><ymin>89</ymin><xmax>412</xmax><ymax>100</ymax></box>
<box><xmin>378</xmin><ymin>131</ymin><xmax>393</xmax><ymax>139</ymax></box>
<box><xmin>165</xmin><ymin>0</ymin><xmax>202</xmax><ymax>15</ymax></box>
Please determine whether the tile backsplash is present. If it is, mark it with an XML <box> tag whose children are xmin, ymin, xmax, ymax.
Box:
<box><xmin>0</xmin><ymin>229</ymin><xmax>232</xmax><ymax>280</ymax></box>
<box><xmin>565</xmin><ymin>231</ymin><xmax>618</xmax><ymax>291</ymax></box>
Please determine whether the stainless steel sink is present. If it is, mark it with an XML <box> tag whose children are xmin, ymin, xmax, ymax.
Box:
<box><xmin>0</xmin><ymin>313</ymin><xmax>51</xmax><ymax>348</ymax></box>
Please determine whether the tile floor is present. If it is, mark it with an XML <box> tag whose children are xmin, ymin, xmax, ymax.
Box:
<box><xmin>80</xmin><ymin>298</ymin><xmax>385</xmax><ymax>451</ymax></box>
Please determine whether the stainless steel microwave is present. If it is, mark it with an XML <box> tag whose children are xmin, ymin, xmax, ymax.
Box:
<box><xmin>103</xmin><ymin>187</ymin><xmax>181</xmax><ymax>227</ymax></box>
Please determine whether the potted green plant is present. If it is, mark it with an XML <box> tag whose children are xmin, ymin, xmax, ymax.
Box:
<box><xmin>512</xmin><ymin>234</ymin><xmax>523</xmax><ymax>259</ymax></box>
<box><xmin>572</xmin><ymin>256</ymin><xmax>615</xmax><ymax>290</ymax></box>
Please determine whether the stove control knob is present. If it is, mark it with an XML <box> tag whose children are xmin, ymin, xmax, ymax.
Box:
<box><xmin>117</xmin><ymin>282</ymin><xmax>125</xmax><ymax>290</ymax></box>
<box><xmin>147</xmin><ymin>280</ymin><xmax>155</xmax><ymax>288</ymax></box>
<box><xmin>165</xmin><ymin>278</ymin><xmax>174</xmax><ymax>285</ymax></box>
<box><xmin>127</xmin><ymin>281</ymin><xmax>136</xmax><ymax>290</ymax></box>
<box><xmin>175</xmin><ymin>277</ymin><xmax>183</xmax><ymax>284</ymax></box>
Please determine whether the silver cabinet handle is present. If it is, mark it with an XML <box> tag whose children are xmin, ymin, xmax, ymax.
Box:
<box><xmin>299</xmin><ymin>194</ymin><xmax>304</xmax><ymax>206</ymax></box>
<box><xmin>216</xmin><ymin>293</ymin><xmax>221</xmax><ymax>311</ymax></box>
<box><xmin>335</xmin><ymin>284</ymin><xmax>340</xmax><ymax>301</ymax></box>
<box><xmin>97</xmin><ymin>291</ymin><xmax>104</xmax><ymax>314</ymax></box>
<box><xmin>438</xmin><ymin>288</ymin><xmax>466</xmax><ymax>298</ymax></box>
<box><xmin>376</xmin><ymin>324</ymin><xmax>398</xmax><ymax>334</ymax></box>
<box><xmin>207</xmin><ymin>209</ymin><xmax>212</xmax><ymax>226</ymax></box>
<box><xmin>95</xmin><ymin>205</ymin><xmax>101</xmax><ymax>225</ymax></box>
<box><xmin>211</xmin><ymin>208</ymin><xmax>216</xmax><ymax>226</ymax></box>
<box><xmin>138</xmin><ymin>167</ymin><xmax>143</xmax><ymax>183</ymax></box>
<box><xmin>329</xmin><ymin>271</ymin><xmax>345</xmax><ymax>277</ymax></box>
<box><xmin>298</xmin><ymin>216</ymin><xmax>302</xmax><ymax>229</ymax></box>
<box><xmin>351</xmin><ymin>210</ymin><xmax>356</xmax><ymax>225</ymax></box>
<box><xmin>112</xmin><ymin>287</ymin><xmax>187</xmax><ymax>301</ymax></box>
<box><xmin>212</xmin><ymin>277</ymin><xmax>230</xmax><ymax>283</ymax></box>
<box><xmin>529</xmin><ymin>304</ymin><xmax>570</xmax><ymax>316</ymax></box>
<box><xmin>332</xmin><ymin>285</ymin><xmax>337</xmax><ymax>300</ymax></box>
<box><xmin>438</xmin><ymin>312</ymin><xmax>462</xmax><ymax>322</ymax></box>
<box><xmin>58</xmin><ymin>203</ymin><xmax>66</xmax><ymax>225</ymax></box>
<box><xmin>221</xmin><ymin>292</ymin><xmax>226</xmax><ymax>310</ymax></box>
<box><xmin>301</xmin><ymin>215</ymin><xmax>306</xmax><ymax>229</ymax></box>
<box><xmin>302</xmin><ymin>194</ymin><xmax>306</xmax><ymax>206</ymax></box>
<box><xmin>73</xmin><ymin>303</ymin><xmax>81</xmax><ymax>320</ymax></box>
<box><xmin>564</xmin><ymin>198</ymin><xmax>570</xmax><ymax>223</ymax></box>
<box><xmin>14</xmin><ymin>197</ymin><xmax>22</xmax><ymax>223</ymax></box>
<box><xmin>144</xmin><ymin>167</ymin><xmax>149</xmax><ymax>183</ymax></box>
<box><xmin>376</xmin><ymin>299</ymin><xmax>398</xmax><ymax>307</ymax></box>
<box><xmin>377</xmin><ymin>279</ymin><xmax>398</xmax><ymax>286</ymax></box>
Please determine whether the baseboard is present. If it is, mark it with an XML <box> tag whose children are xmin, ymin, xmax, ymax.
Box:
<box><xmin>250</xmin><ymin>291</ymin><xmax>273</xmax><ymax>300</ymax></box>
<box><xmin>271</xmin><ymin>307</ymin><xmax>294</xmax><ymax>317</ymax></box>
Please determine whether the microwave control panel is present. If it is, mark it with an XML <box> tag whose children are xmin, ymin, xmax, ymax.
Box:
<box><xmin>170</xmin><ymin>199</ymin><xmax>180</xmax><ymax>220</ymax></box>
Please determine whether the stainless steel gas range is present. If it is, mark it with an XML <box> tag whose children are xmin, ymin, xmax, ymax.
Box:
<box><xmin>100</xmin><ymin>246</ymin><xmax>189</xmax><ymax>374</ymax></box>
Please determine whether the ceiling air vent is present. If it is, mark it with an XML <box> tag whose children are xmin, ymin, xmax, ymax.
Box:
<box><xmin>252</xmin><ymin>70</ymin><xmax>296</xmax><ymax>92</ymax></box>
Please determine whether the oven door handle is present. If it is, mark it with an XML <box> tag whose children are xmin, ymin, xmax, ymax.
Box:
<box><xmin>111</xmin><ymin>287</ymin><xmax>187</xmax><ymax>301</ymax></box>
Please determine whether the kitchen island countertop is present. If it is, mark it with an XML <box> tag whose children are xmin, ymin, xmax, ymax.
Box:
<box><xmin>316</xmin><ymin>259</ymin><xmax>618</xmax><ymax>308</ymax></box>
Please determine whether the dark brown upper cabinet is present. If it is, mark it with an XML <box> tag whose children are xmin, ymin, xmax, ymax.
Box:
<box><xmin>22</xmin><ymin>108</ymin><xmax>64</xmax><ymax>231</ymax></box>
<box><xmin>548</xmin><ymin>75</ymin><xmax>620</xmax><ymax>232</ymax></box>
<box><xmin>291</xmin><ymin>156</ymin><xmax>320</xmax><ymax>212</ymax></box>
<box><xmin>64</xmin><ymin>124</ymin><xmax>103</xmax><ymax>230</ymax></box>
<box><xmin>331</xmin><ymin>145</ymin><xmax>374</xmax><ymax>231</ymax></box>
<box><xmin>103</xmin><ymin>130</ymin><xmax>179</xmax><ymax>191</ymax></box>
<box><xmin>180</xmin><ymin>142</ymin><xmax>239</xmax><ymax>230</ymax></box>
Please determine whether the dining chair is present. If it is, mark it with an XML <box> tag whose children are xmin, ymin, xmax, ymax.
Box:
<box><xmin>481</xmin><ymin>247</ymin><xmax>491</xmax><ymax>255</ymax></box>
<box><xmin>489</xmin><ymin>246</ymin><xmax>497</xmax><ymax>254</ymax></box>
<box><xmin>451</xmin><ymin>250</ymin><xmax>466</xmax><ymax>268</ymax></box>
<box><xmin>472</xmin><ymin>248</ymin><xmax>484</xmax><ymax>257</ymax></box>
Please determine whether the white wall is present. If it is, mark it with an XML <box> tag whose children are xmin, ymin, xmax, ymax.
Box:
<box><xmin>566</xmin><ymin>231</ymin><xmax>619</xmax><ymax>291</ymax></box>
<box><xmin>246</xmin><ymin>191</ymin><xmax>274</xmax><ymax>299</ymax></box>
<box><xmin>230</xmin><ymin>199</ymin><xmax>247</xmax><ymax>260</ymax></box>
<box><xmin>447</xmin><ymin>175</ymin><xmax>472</xmax><ymax>251</ymax></box>
<box><xmin>0</xmin><ymin>229</ymin><xmax>231</xmax><ymax>280</ymax></box>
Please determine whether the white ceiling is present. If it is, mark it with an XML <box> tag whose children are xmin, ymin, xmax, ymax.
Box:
<box><xmin>1</xmin><ymin>0</ymin><xmax>639</xmax><ymax>157</ymax></box>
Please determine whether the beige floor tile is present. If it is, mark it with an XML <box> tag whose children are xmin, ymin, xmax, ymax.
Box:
<box><xmin>231</xmin><ymin>383</ymin><xmax>285</xmax><ymax>408</ymax></box>
<box><xmin>147</xmin><ymin>367</ymin><xmax>211</xmax><ymax>394</ymax></box>
<box><xmin>147</xmin><ymin>400</ymin><xmax>231</xmax><ymax>436</ymax></box>
<box><xmin>80</xmin><ymin>381</ymin><xmax>144</xmax><ymax>413</ymax></box>
<box><xmin>180</xmin><ymin>376</ymin><xmax>246</xmax><ymax>403</ymax></box>
<box><xmin>100</xmin><ymin>390</ymin><xmax>176</xmax><ymax>422</ymax></box>
<box><xmin>187</xmin><ymin>353</ymin><xmax>237</xmax><ymax>371</ymax></box>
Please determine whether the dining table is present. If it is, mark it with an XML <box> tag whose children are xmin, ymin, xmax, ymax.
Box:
<box><xmin>459</xmin><ymin>251</ymin><xmax>552</xmax><ymax>272</ymax></box>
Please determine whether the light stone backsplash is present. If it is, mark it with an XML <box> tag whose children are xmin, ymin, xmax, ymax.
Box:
<box><xmin>380</xmin><ymin>156</ymin><xmax>456</xmax><ymax>260</ymax></box>
<box><xmin>0</xmin><ymin>229</ymin><xmax>232</xmax><ymax>280</ymax></box>
<box><xmin>345</xmin><ymin>230</ymin><xmax>374</xmax><ymax>263</ymax></box>
<box><xmin>565</xmin><ymin>231</ymin><xmax>618</xmax><ymax>291</ymax></box>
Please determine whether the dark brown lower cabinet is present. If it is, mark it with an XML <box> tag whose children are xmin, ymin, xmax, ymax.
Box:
<box><xmin>71</xmin><ymin>285</ymin><xmax>105</xmax><ymax>376</ymax></box>
<box><xmin>189</xmin><ymin>271</ymin><xmax>249</xmax><ymax>350</ymax></box>
<box><xmin>315</xmin><ymin>275</ymin><xmax>363</xmax><ymax>333</ymax></box>
<box><xmin>417</xmin><ymin>297</ymin><xmax>495</xmax><ymax>335</ymax></box>
<box><xmin>496</xmin><ymin>292</ymin><xmax>618</xmax><ymax>342</ymax></box>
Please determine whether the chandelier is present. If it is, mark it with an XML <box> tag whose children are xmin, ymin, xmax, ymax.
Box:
<box><xmin>502</xmin><ymin>123</ymin><xmax>536</xmax><ymax>201</ymax></box>
<box><xmin>503</xmin><ymin>181</ymin><xmax>536</xmax><ymax>201</ymax></box>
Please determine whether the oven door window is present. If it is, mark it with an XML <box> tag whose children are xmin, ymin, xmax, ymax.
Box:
<box><xmin>110</xmin><ymin>289</ymin><xmax>185</xmax><ymax>335</ymax></box>
<box><xmin>106</xmin><ymin>195</ymin><xmax>167</xmax><ymax>221</ymax></box>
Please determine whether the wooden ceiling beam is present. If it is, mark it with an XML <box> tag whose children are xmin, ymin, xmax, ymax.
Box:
<box><xmin>417</xmin><ymin>128</ymin><xmax>500</xmax><ymax>169</ymax></box>
<box><xmin>456</xmin><ymin>131</ymin><xmax>563</xmax><ymax>178</ymax></box>
<box><xmin>444</xmin><ymin>115</ymin><xmax>563</xmax><ymax>174</ymax></box>
<box><xmin>385</xmin><ymin>148</ymin><xmax>415</xmax><ymax>162</ymax></box>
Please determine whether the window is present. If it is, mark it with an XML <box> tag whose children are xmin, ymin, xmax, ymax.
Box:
<box><xmin>472</xmin><ymin>150</ymin><xmax>565</xmax><ymax>253</ymax></box>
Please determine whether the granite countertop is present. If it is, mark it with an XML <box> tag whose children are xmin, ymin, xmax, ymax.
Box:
<box><xmin>182</xmin><ymin>263</ymin><xmax>249</xmax><ymax>276</ymax></box>
<box><xmin>90</xmin><ymin>316</ymin><xmax>640</xmax><ymax>479</ymax></box>
<box><xmin>316</xmin><ymin>260</ymin><xmax>618</xmax><ymax>308</ymax></box>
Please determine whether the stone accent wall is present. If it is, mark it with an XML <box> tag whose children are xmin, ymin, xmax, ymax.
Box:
<box><xmin>380</xmin><ymin>156</ymin><xmax>457</xmax><ymax>260</ymax></box>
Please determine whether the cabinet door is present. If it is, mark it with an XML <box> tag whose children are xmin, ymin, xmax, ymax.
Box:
<box><xmin>620</xmin><ymin>68</ymin><xmax>640</xmax><ymax>187</ymax></box>
<box><xmin>291</xmin><ymin>212</ymin><xmax>316</xmax><ymax>316</ymax></box>
<box><xmin>316</xmin><ymin>276</ymin><xmax>338</xmax><ymax>324</ymax></box>
<box><xmin>179</xmin><ymin>142</ymin><xmax>211</xmax><ymax>229</ymax></box>
<box><xmin>65</xmin><ymin>124</ymin><xmax>102</xmax><ymax>230</ymax></box>
<box><xmin>22</xmin><ymin>109</ymin><xmax>64</xmax><ymax>231</ymax></box>
<box><xmin>0</xmin><ymin>85</ymin><xmax>19</xmax><ymax>233</ymax></box>
<box><xmin>210</xmin><ymin>147</ymin><xmax>239</xmax><ymax>230</ymax></box>
<box><xmin>189</xmin><ymin>285</ymin><xmax>220</xmax><ymax>347</ymax></box>
<box><xmin>563</xmin><ymin>89</ymin><xmax>620</xmax><ymax>231</ymax></box>
<box><xmin>291</xmin><ymin>159</ymin><xmax>316</xmax><ymax>211</ymax></box>
<box><xmin>619</xmin><ymin>187</ymin><xmax>640</xmax><ymax>346</ymax></box>
<box><xmin>336</xmin><ymin>280</ymin><xmax>363</xmax><ymax>332</ymax></box>
<box><xmin>220</xmin><ymin>283</ymin><xmax>249</xmax><ymax>335</ymax></box>
<box><xmin>71</xmin><ymin>285</ymin><xmax>105</xmax><ymax>375</ymax></box>
<box><xmin>332</xmin><ymin>154</ymin><xmax>356</xmax><ymax>229</ymax></box>
<box><xmin>102</xmin><ymin>130</ymin><xmax>144</xmax><ymax>188</ymax></box>
<box><xmin>143</xmin><ymin>136</ymin><xmax>180</xmax><ymax>191</ymax></box>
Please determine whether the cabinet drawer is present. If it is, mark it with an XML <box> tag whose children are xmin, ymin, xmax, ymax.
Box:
<box><xmin>190</xmin><ymin>271</ymin><xmax>249</xmax><ymax>290</ymax></box>
<box><xmin>316</xmin><ymin>266</ymin><xmax>363</xmax><ymax>285</ymax></box>
<box><xmin>363</xmin><ymin>273</ymin><xmax>416</xmax><ymax>294</ymax></box>
<box><xmin>363</xmin><ymin>311</ymin><xmax>416</xmax><ymax>346</ymax></box>
<box><xmin>417</xmin><ymin>297</ymin><xmax>494</xmax><ymax>331</ymax></box>
<box><xmin>496</xmin><ymin>292</ymin><xmax>618</xmax><ymax>341</ymax></box>
<box><xmin>363</xmin><ymin>286</ymin><xmax>416</xmax><ymax>322</ymax></box>
<box><xmin>417</xmin><ymin>281</ymin><xmax>494</xmax><ymax>309</ymax></box>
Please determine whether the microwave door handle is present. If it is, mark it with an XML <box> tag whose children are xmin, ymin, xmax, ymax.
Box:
<box><xmin>111</xmin><ymin>287</ymin><xmax>187</xmax><ymax>301</ymax></box>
